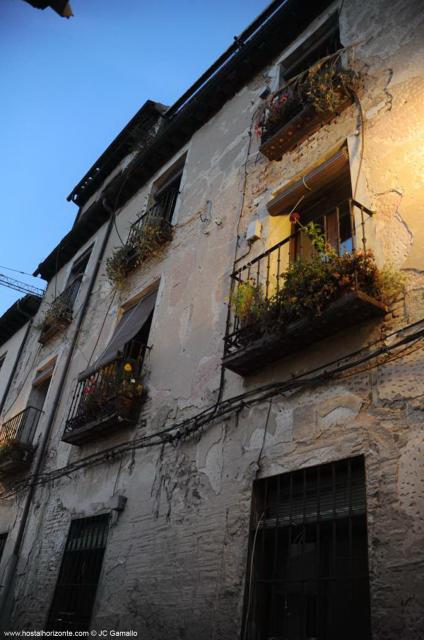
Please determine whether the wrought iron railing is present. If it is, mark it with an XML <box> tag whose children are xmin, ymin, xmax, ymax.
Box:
<box><xmin>224</xmin><ymin>199</ymin><xmax>374</xmax><ymax>357</ymax></box>
<box><xmin>64</xmin><ymin>355</ymin><xmax>145</xmax><ymax>436</ymax></box>
<box><xmin>39</xmin><ymin>278</ymin><xmax>83</xmax><ymax>344</ymax></box>
<box><xmin>59</xmin><ymin>277</ymin><xmax>83</xmax><ymax>309</ymax></box>
<box><xmin>126</xmin><ymin>187</ymin><xmax>178</xmax><ymax>247</ymax></box>
<box><xmin>46</xmin><ymin>278</ymin><xmax>82</xmax><ymax>323</ymax></box>
<box><xmin>0</xmin><ymin>406</ymin><xmax>43</xmax><ymax>447</ymax></box>
<box><xmin>259</xmin><ymin>50</ymin><xmax>350</xmax><ymax>144</ymax></box>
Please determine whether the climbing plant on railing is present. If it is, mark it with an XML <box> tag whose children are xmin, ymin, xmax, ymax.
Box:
<box><xmin>106</xmin><ymin>218</ymin><xmax>173</xmax><ymax>289</ymax></box>
<box><xmin>256</xmin><ymin>49</ymin><xmax>363</xmax><ymax>142</ymax></box>
<box><xmin>231</xmin><ymin>215</ymin><xmax>405</xmax><ymax>339</ymax></box>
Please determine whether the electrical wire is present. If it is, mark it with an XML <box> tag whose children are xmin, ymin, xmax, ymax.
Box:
<box><xmin>86</xmin><ymin>289</ymin><xmax>117</xmax><ymax>366</ymax></box>
<box><xmin>242</xmin><ymin>511</ymin><xmax>265</xmax><ymax>640</ymax></box>
<box><xmin>213</xmin><ymin>106</ymin><xmax>261</xmax><ymax>413</ymax></box>
<box><xmin>0</xmin><ymin>265</ymin><xmax>40</xmax><ymax>279</ymax></box>
<box><xmin>3</xmin><ymin>316</ymin><xmax>424</xmax><ymax>500</ymax></box>
<box><xmin>256</xmin><ymin>399</ymin><xmax>273</xmax><ymax>475</ymax></box>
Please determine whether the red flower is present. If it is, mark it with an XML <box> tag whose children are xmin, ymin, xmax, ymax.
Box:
<box><xmin>289</xmin><ymin>211</ymin><xmax>301</xmax><ymax>224</ymax></box>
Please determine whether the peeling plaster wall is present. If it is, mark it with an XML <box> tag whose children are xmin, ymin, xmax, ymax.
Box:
<box><xmin>0</xmin><ymin>325</ymin><xmax>27</xmax><ymax>414</ymax></box>
<box><xmin>2</xmin><ymin>0</ymin><xmax>424</xmax><ymax>638</ymax></box>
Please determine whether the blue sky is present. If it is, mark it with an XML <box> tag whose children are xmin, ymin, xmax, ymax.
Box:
<box><xmin>0</xmin><ymin>0</ymin><xmax>268</xmax><ymax>314</ymax></box>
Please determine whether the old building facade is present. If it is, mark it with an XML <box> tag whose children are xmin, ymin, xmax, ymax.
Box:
<box><xmin>0</xmin><ymin>0</ymin><xmax>423</xmax><ymax>637</ymax></box>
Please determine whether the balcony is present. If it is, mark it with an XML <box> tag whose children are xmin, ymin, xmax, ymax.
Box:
<box><xmin>223</xmin><ymin>200</ymin><xmax>388</xmax><ymax>376</ymax></box>
<box><xmin>258</xmin><ymin>56</ymin><xmax>359</xmax><ymax>161</ymax></box>
<box><xmin>62</xmin><ymin>356</ymin><xmax>145</xmax><ymax>446</ymax></box>
<box><xmin>0</xmin><ymin>407</ymin><xmax>42</xmax><ymax>476</ymax></box>
<box><xmin>106</xmin><ymin>191</ymin><xmax>176</xmax><ymax>289</ymax></box>
<box><xmin>39</xmin><ymin>279</ymin><xmax>81</xmax><ymax>345</ymax></box>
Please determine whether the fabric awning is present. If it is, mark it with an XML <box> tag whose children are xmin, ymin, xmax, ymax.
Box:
<box><xmin>267</xmin><ymin>148</ymin><xmax>349</xmax><ymax>216</ymax></box>
<box><xmin>78</xmin><ymin>290</ymin><xmax>157</xmax><ymax>381</ymax></box>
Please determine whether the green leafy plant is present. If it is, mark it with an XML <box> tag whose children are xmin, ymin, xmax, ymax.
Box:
<box><xmin>256</xmin><ymin>54</ymin><xmax>362</xmax><ymax>140</ymax></box>
<box><xmin>105</xmin><ymin>244</ymin><xmax>135</xmax><ymax>290</ymax></box>
<box><xmin>41</xmin><ymin>297</ymin><xmax>72</xmax><ymax>332</ymax></box>
<box><xmin>106</xmin><ymin>218</ymin><xmax>173</xmax><ymax>289</ymax></box>
<box><xmin>270</xmin><ymin>250</ymin><xmax>381</xmax><ymax>324</ymax></box>
<box><xmin>81</xmin><ymin>360</ymin><xmax>145</xmax><ymax>420</ymax></box>
<box><xmin>231</xmin><ymin>280</ymin><xmax>265</xmax><ymax>324</ymax></box>
<box><xmin>302</xmin><ymin>63</ymin><xmax>360</xmax><ymax>113</ymax></box>
<box><xmin>232</xmin><ymin>248</ymin><xmax>405</xmax><ymax>346</ymax></box>
<box><xmin>375</xmin><ymin>263</ymin><xmax>406</xmax><ymax>303</ymax></box>
<box><xmin>0</xmin><ymin>439</ymin><xmax>33</xmax><ymax>463</ymax></box>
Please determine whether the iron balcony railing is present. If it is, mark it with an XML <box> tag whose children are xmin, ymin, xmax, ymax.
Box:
<box><xmin>64</xmin><ymin>355</ymin><xmax>145</xmax><ymax>436</ymax></box>
<box><xmin>224</xmin><ymin>198</ymin><xmax>374</xmax><ymax>358</ymax></box>
<box><xmin>39</xmin><ymin>278</ymin><xmax>83</xmax><ymax>344</ymax></box>
<box><xmin>126</xmin><ymin>187</ymin><xmax>178</xmax><ymax>248</ymax></box>
<box><xmin>260</xmin><ymin>51</ymin><xmax>349</xmax><ymax>144</ymax></box>
<box><xmin>47</xmin><ymin>277</ymin><xmax>82</xmax><ymax>323</ymax></box>
<box><xmin>0</xmin><ymin>406</ymin><xmax>43</xmax><ymax>447</ymax></box>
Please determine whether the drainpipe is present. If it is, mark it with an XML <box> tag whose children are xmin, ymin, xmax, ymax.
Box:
<box><xmin>0</xmin><ymin>202</ymin><xmax>115</xmax><ymax>627</ymax></box>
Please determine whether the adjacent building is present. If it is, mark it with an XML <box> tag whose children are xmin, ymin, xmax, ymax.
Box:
<box><xmin>0</xmin><ymin>0</ymin><xmax>423</xmax><ymax>637</ymax></box>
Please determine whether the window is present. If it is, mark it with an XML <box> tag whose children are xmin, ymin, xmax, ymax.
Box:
<box><xmin>0</xmin><ymin>532</ymin><xmax>7</xmax><ymax>562</ymax></box>
<box><xmin>63</xmin><ymin>288</ymin><xmax>157</xmax><ymax>443</ymax></box>
<box><xmin>64</xmin><ymin>246</ymin><xmax>93</xmax><ymax>310</ymax></box>
<box><xmin>119</xmin><ymin>297</ymin><xmax>155</xmax><ymax>362</ymax></box>
<box><xmin>290</xmin><ymin>155</ymin><xmax>353</xmax><ymax>262</ymax></box>
<box><xmin>47</xmin><ymin>514</ymin><xmax>109</xmax><ymax>631</ymax></box>
<box><xmin>83</xmin><ymin>287</ymin><xmax>158</xmax><ymax>374</ymax></box>
<box><xmin>242</xmin><ymin>456</ymin><xmax>371</xmax><ymax>640</ymax></box>
<box><xmin>148</xmin><ymin>156</ymin><xmax>185</xmax><ymax>224</ymax></box>
<box><xmin>29</xmin><ymin>359</ymin><xmax>55</xmax><ymax>412</ymax></box>
<box><xmin>13</xmin><ymin>359</ymin><xmax>56</xmax><ymax>445</ymax></box>
<box><xmin>278</xmin><ymin>12</ymin><xmax>341</xmax><ymax>86</ymax></box>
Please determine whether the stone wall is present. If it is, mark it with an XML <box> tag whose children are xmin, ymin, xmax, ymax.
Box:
<box><xmin>1</xmin><ymin>0</ymin><xmax>424</xmax><ymax>637</ymax></box>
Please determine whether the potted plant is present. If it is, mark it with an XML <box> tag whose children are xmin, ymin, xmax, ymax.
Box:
<box><xmin>80</xmin><ymin>360</ymin><xmax>145</xmax><ymax>425</ymax></box>
<box><xmin>106</xmin><ymin>216</ymin><xmax>173</xmax><ymax>289</ymax></box>
<box><xmin>257</xmin><ymin>53</ymin><xmax>362</xmax><ymax>159</ymax></box>
<box><xmin>230</xmin><ymin>214</ymin><xmax>405</xmax><ymax>353</ymax></box>
<box><xmin>39</xmin><ymin>296</ymin><xmax>73</xmax><ymax>344</ymax></box>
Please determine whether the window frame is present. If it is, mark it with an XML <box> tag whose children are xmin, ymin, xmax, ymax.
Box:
<box><xmin>46</xmin><ymin>513</ymin><xmax>110</xmax><ymax>631</ymax></box>
<box><xmin>241</xmin><ymin>456</ymin><xmax>372</xmax><ymax>640</ymax></box>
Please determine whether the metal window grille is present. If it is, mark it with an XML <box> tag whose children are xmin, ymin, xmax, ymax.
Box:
<box><xmin>0</xmin><ymin>532</ymin><xmax>7</xmax><ymax>562</ymax></box>
<box><xmin>46</xmin><ymin>514</ymin><xmax>110</xmax><ymax>631</ymax></box>
<box><xmin>242</xmin><ymin>456</ymin><xmax>372</xmax><ymax>640</ymax></box>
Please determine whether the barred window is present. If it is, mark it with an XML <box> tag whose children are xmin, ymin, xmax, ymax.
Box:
<box><xmin>242</xmin><ymin>456</ymin><xmax>372</xmax><ymax>640</ymax></box>
<box><xmin>46</xmin><ymin>514</ymin><xmax>109</xmax><ymax>631</ymax></box>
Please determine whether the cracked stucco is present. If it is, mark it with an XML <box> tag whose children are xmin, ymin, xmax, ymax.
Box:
<box><xmin>0</xmin><ymin>0</ymin><xmax>424</xmax><ymax>638</ymax></box>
